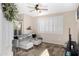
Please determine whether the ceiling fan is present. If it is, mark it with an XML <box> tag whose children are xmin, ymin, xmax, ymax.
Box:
<box><xmin>27</xmin><ymin>3</ymin><xmax>48</xmax><ymax>13</ymax></box>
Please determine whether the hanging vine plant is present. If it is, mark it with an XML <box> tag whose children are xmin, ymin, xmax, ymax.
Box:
<box><xmin>1</xmin><ymin>3</ymin><xmax>18</xmax><ymax>22</ymax></box>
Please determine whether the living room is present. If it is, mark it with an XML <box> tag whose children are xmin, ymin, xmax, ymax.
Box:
<box><xmin>0</xmin><ymin>3</ymin><xmax>79</xmax><ymax>56</ymax></box>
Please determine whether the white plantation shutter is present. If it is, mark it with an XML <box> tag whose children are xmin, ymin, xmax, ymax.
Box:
<box><xmin>37</xmin><ymin>15</ymin><xmax>63</xmax><ymax>34</ymax></box>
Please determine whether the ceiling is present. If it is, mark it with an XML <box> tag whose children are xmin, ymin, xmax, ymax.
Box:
<box><xmin>16</xmin><ymin>3</ymin><xmax>78</xmax><ymax>17</ymax></box>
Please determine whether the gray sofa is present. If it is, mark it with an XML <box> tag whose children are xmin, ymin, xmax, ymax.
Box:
<box><xmin>13</xmin><ymin>33</ymin><xmax>42</xmax><ymax>50</ymax></box>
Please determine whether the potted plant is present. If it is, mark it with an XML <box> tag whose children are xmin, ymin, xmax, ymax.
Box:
<box><xmin>1</xmin><ymin>3</ymin><xmax>18</xmax><ymax>22</ymax></box>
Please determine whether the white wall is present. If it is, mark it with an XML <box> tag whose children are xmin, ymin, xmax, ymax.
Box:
<box><xmin>0</xmin><ymin>4</ymin><xmax>13</xmax><ymax>56</ymax></box>
<box><xmin>33</xmin><ymin>11</ymin><xmax>78</xmax><ymax>45</ymax></box>
<box><xmin>2</xmin><ymin>20</ymin><xmax>13</xmax><ymax>56</ymax></box>
<box><xmin>63</xmin><ymin>11</ymin><xmax>77</xmax><ymax>44</ymax></box>
<box><xmin>0</xmin><ymin>4</ymin><xmax>3</xmax><ymax>55</ymax></box>
<box><xmin>22</xmin><ymin>15</ymin><xmax>35</xmax><ymax>34</ymax></box>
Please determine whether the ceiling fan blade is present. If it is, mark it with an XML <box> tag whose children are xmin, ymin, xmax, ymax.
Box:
<box><xmin>27</xmin><ymin>6</ymin><xmax>35</xmax><ymax>9</ymax></box>
<box><xmin>39</xmin><ymin>9</ymin><xmax>48</xmax><ymax>10</ymax></box>
<box><xmin>30</xmin><ymin>10</ymin><xmax>35</xmax><ymax>12</ymax></box>
<box><xmin>27</xmin><ymin>3</ymin><xmax>35</xmax><ymax>5</ymax></box>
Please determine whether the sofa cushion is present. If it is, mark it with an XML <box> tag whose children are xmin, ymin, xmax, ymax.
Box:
<box><xmin>19</xmin><ymin>41</ymin><xmax>33</xmax><ymax>50</ymax></box>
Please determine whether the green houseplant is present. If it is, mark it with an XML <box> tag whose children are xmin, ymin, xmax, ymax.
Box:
<box><xmin>1</xmin><ymin>3</ymin><xmax>18</xmax><ymax>22</ymax></box>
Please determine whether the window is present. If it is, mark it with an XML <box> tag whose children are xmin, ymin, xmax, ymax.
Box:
<box><xmin>37</xmin><ymin>15</ymin><xmax>63</xmax><ymax>34</ymax></box>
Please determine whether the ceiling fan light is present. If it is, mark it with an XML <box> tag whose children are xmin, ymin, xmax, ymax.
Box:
<box><xmin>38</xmin><ymin>10</ymin><xmax>41</xmax><ymax>13</ymax></box>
